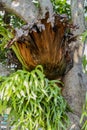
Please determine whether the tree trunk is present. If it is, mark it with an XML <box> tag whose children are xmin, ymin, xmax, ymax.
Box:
<box><xmin>62</xmin><ymin>0</ymin><xmax>86</xmax><ymax>129</ymax></box>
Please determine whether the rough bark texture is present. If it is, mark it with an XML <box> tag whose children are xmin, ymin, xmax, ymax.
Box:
<box><xmin>62</xmin><ymin>0</ymin><xmax>86</xmax><ymax>129</ymax></box>
<box><xmin>0</xmin><ymin>63</ymin><xmax>10</xmax><ymax>76</ymax></box>
<box><xmin>71</xmin><ymin>0</ymin><xmax>85</xmax><ymax>35</ymax></box>
<box><xmin>0</xmin><ymin>0</ymin><xmax>53</xmax><ymax>24</ymax></box>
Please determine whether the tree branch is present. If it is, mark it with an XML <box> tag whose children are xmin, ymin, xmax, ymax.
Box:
<box><xmin>0</xmin><ymin>0</ymin><xmax>53</xmax><ymax>23</ymax></box>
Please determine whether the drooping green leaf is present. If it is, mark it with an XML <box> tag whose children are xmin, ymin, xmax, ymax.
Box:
<box><xmin>0</xmin><ymin>65</ymin><xmax>70</xmax><ymax>130</ymax></box>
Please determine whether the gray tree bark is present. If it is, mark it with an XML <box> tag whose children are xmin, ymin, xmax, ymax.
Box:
<box><xmin>63</xmin><ymin>0</ymin><xmax>87</xmax><ymax>129</ymax></box>
<box><xmin>0</xmin><ymin>63</ymin><xmax>10</xmax><ymax>76</ymax></box>
<box><xmin>0</xmin><ymin>0</ymin><xmax>53</xmax><ymax>23</ymax></box>
<box><xmin>0</xmin><ymin>0</ymin><xmax>87</xmax><ymax>130</ymax></box>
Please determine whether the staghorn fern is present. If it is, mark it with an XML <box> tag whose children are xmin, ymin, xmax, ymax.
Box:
<box><xmin>0</xmin><ymin>65</ymin><xmax>70</xmax><ymax>130</ymax></box>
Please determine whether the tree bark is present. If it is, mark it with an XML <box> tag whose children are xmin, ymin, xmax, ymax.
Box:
<box><xmin>0</xmin><ymin>0</ymin><xmax>53</xmax><ymax>23</ymax></box>
<box><xmin>71</xmin><ymin>0</ymin><xmax>85</xmax><ymax>35</ymax></box>
<box><xmin>62</xmin><ymin>0</ymin><xmax>86</xmax><ymax>129</ymax></box>
<box><xmin>0</xmin><ymin>63</ymin><xmax>10</xmax><ymax>76</ymax></box>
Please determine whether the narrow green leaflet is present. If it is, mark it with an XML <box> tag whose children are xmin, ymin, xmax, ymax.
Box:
<box><xmin>0</xmin><ymin>65</ymin><xmax>70</xmax><ymax>130</ymax></box>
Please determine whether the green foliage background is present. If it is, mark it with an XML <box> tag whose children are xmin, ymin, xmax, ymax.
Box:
<box><xmin>51</xmin><ymin>0</ymin><xmax>71</xmax><ymax>18</ymax></box>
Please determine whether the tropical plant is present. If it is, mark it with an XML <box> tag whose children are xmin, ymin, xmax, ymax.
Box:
<box><xmin>0</xmin><ymin>10</ymin><xmax>74</xmax><ymax>79</ymax></box>
<box><xmin>80</xmin><ymin>30</ymin><xmax>87</xmax><ymax>73</ymax></box>
<box><xmin>82</xmin><ymin>55</ymin><xmax>87</xmax><ymax>73</ymax></box>
<box><xmin>80</xmin><ymin>93</ymin><xmax>87</xmax><ymax>130</ymax></box>
<box><xmin>0</xmin><ymin>13</ymin><xmax>13</xmax><ymax>64</ymax></box>
<box><xmin>0</xmin><ymin>65</ymin><xmax>70</xmax><ymax>130</ymax></box>
<box><xmin>80</xmin><ymin>13</ymin><xmax>87</xmax><ymax>130</ymax></box>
